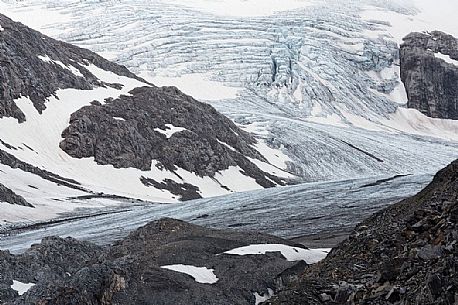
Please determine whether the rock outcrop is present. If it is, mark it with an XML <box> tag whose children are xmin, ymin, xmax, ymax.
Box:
<box><xmin>0</xmin><ymin>219</ymin><xmax>310</xmax><ymax>305</ymax></box>
<box><xmin>400</xmin><ymin>31</ymin><xmax>458</xmax><ymax>119</ymax></box>
<box><xmin>0</xmin><ymin>14</ymin><xmax>144</xmax><ymax>123</ymax></box>
<box><xmin>268</xmin><ymin>159</ymin><xmax>458</xmax><ymax>305</ymax></box>
<box><xmin>0</xmin><ymin>183</ymin><xmax>31</xmax><ymax>207</ymax></box>
<box><xmin>59</xmin><ymin>86</ymin><xmax>284</xmax><ymax>187</ymax></box>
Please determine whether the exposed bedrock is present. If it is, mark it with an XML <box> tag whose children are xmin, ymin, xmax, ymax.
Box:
<box><xmin>60</xmin><ymin>86</ymin><xmax>286</xmax><ymax>187</ymax></box>
<box><xmin>401</xmin><ymin>31</ymin><xmax>458</xmax><ymax>120</ymax></box>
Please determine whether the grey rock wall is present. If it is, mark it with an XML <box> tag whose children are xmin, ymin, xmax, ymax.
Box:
<box><xmin>401</xmin><ymin>31</ymin><xmax>458</xmax><ymax>119</ymax></box>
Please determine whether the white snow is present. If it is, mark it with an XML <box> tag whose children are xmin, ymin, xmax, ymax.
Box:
<box><xmin>146</xmin><ymin>72</ymin><xmax>241</xmax><ymax>100</ymax></box>
<box><xmin>38</xmin><ymin>55</ymin><xmax>84</xmax><ymax>77</ymax></box>
<box><xmin>253</xmin><ymin>141</ymin><xmax>292</xmax><ymax>170</ymax></box>
<box><xmin>113</xmin><ymin>117</ymin><xmax>126</xmax><ymax>121</ymax></box>
<box><xmin>161</xmin><ymin>264</ymin><xmax>218</xmax><ymax>284</ymax></box>
<box><xmin>223</xmin><ymin>244</ymin><xmax>330</xmax><ymax>264</ymax></box>
<box><xmin>213</xmin><ymin>166</ymin><xmax>264</xmax><ymax>192</ymax></box>
<box><xmin>380</xmin><ymin>107</ymin><xmax>458</xmax><ymax>142</ymax></box>
<box><xmin>248</xmin><ymin>157</ymin><xmax>295</xmax><ymax>180</ymax></box>
<box><xmin>0</xmin><ymin>2</ymin><xmax>72</xmax><ymax>36</ymax></box>
<box><xmin>166</xmin><ymin>0</ymin><xmax>315</xmax><ymax>17</ymax></box>
<box><xmin>154</xmin><ymin>124</ymin><xmax>187</xmax><ymax>138</ymax></box>
<box><xmin>11</xmin><ymin>280</ymin><xmax>35</xmax><ymax>296</ymax></box>
<box><xmin>434</xmin><ymin>52</ymin><xmax>458</xmax><ymax>67</ymax></box>
<box><xmin>361</xmin><ymin>1</ymin><xmax>458</xmax><ymax>44</ymax></box>
<box><xmin>0</xmin><ymin>24</ymin><xmax>4</xmax><ymax>32</ymax></box>
<box><xmin>307</xmin><ymin>113</ymin><xmax>347</xmax><ymax>127</ymax></box>
<box><xmin>254</xmin><ymin>288</ymin><xmax>275</xmax><ymax>305</ymax></box>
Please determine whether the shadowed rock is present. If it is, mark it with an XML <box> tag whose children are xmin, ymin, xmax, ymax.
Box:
<box><xmin>401</xmin><ymin>31</ymin><xmax>458</xmax><ymax>120</ymax></box>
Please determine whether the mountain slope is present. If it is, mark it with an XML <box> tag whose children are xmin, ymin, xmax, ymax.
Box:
<box><xmin>0</xmin><ymin>13</ymin><xmax>293</xmax><ymax>225</ymax></box>
<box><xmin>268</xmin><ymin>159</ymin><xmax>458</xmax><ymax>304</ymax></box>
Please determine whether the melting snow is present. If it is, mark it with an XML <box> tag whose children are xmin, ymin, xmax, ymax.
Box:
<box><xmin>223</xmin><ymin>244</ymin><xmax>330</xmax><ymax>264</ymax></box>
<box><xmin>154</xmin><ymin>124</ymin><xmax>187</xmax><ymax>138</ymax></box>
<box><xmin>11</xmin><ymin>280</ymin><xmax>35</xmax><ymax>296</ymax></box>
<box><xmin>161</xmin><ymin>264</ymin><xmax>218</xmax><ymax>284</ymax></box>
<box><xmin>38</xmin><ymin>55</ymin><xmax>84</xmax><ymax>77</ymax></box>
<box><xmin>254</xmin><ymin>288</ymin><xmax>275</xmax><ymax>305</ymax></box>
<box><xmin>146</xmin><ymin>72</ymin><xmax>241</xmax><ymax>100</ymax></box>
<box><xmin>253</xmin><ymin>141</ymin><xmax>292</xmax><ymax>169</ymax></box>
<box><xmin>434</xmin><ymin>52</ymin><xmax>458</xmax><ymax>67</ymax></box>
<box><xmin>380</xmin><ymin>108</ymin><xmax>458</xmax><ymax>142</ymax></box>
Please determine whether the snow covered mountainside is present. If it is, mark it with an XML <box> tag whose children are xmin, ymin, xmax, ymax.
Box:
<box><xmin>0</xmin><ymin>0</ymin><xmax>456</xmax><ymax>184</ymax></box>
<box><xmin>0</xmin><ymin>13</ymin><xmax>295</xmax><ymax>224</ymax></box>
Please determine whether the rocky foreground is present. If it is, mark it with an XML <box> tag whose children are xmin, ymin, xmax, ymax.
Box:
<box><xmin>0</xmin><ymin>218</ymin><xmax>329</xmax><ymax>305</ymax></box>
<box><xmin>268</xmin><ymin>159</ymin><xmax>458</xmax><ymax>305</ymax></box>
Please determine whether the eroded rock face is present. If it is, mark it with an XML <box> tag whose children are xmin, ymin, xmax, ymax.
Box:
<box><xmin>268</xmin><ymin>159</ymin><xmax>458</xmax><ymax>305</ymax></box>
<box><xmin>0</xmin><ymin>13</ymin><xmax>143</xmax><ymax>122</ymax></box>
<box><xmin>400</xmin><ymin>31</ymin><xmax>458</xmax><ymax>119</ymax></box>
<box><xmin>59</xmin><ymin>86</ymin><xmax>285</xmax><ymax>187</ymax></box>
<box><xmin>0</xmin><ymin>218</ymin><xmax>302</xmax><ymax>305</ymax></box>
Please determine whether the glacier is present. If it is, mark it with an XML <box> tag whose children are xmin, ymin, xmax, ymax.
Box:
<box><xmin>1</xmin><ymin>0</ymin><xmax>456</xmax><ymax>183</ymax></box>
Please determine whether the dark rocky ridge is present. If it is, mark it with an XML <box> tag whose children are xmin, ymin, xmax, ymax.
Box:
<box><xmin>400</xmin><ymin>31</ymin><xmax>458</xmax><ymax>120</ymax></box>
<box><xmin>267</xmin><ymin>159</ymin><xmax>458</xmax><ymax>305</ymax></box>
<box><xmin>0</xmin><ymin>149</ymin><xmax>87</xmax><ymax>194</ymax></box>
<box><xmin>0</xmin><ymin>13</ymin><xmax>145</xmax><ymax>123</ymax></box>
<box><xmin>60</xmin><ymin>86</ymin><xmax>287</xmax><ymax>189</ymax></box>
<box><xmin>0</xmin><ymin>218</ymin><xmax>302</xmax><ymax>305</ymax></box>
<box><xmin>0</xmin><ymin>183</ymin><xmax>31</xmax><ymax>207</ymax></box>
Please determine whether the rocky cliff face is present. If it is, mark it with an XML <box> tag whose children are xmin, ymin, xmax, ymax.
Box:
<box><xmin>268</xmin><ymin>158</ymin><xmax>458</xmax><ymax>305</ymax></box>
<box><xmin>401</xmin><ymin>31</ymin><xmax>458</xmax><ymax>120</ymax></box>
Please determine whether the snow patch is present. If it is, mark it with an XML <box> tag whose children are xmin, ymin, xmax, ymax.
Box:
<box><xmin>0</xmin><ymin>24</ymin><xmax>4</xmax><ymax>32</ymax></box>
<box><xmin>223</xmin><ymin>244</ymin><xmax>330</xmax><ymax>264</ymax></box>
<box><xmin>361</xmin><ymin>1</ymin><xmax>458</xmax><ymax>45</ymax></box>
<box><xmin>248</xmin><ymin>157</ymin><xmax>295</xmax><ymax>180</ymax></box>
<box><xmin>11</xmin><ymin>280</ymin><xmax>35</xmax><ymax>296</ymax></box>
<box><xmin>253</xmin><ymin>140</ymin><xmax>292</xmax><ymax>169</ymax></box>
<box><xmin>161</xmin><ymin>264</ymin><xmax>218</xmax><ymax>284</ymax></box>
<box><xmin>38</xmin><ymin>55</ymin><xmax>84</xmax><ymax>78</ymax></box>
<box><xmin>307</xmin><ymin>113</ymin><xmax>347</xmax><ymax>127</ymax></box>
<box><xmin>213</xmin><ymin>166</ymin><xmax>264</xmax><ymax>192</ymax></box>
<box><xmin>0</xmin><ymin>2</ymin><xmax>72</xmax><ymax>36</ymax></box>
<box><xmin>145</xmin><ymin>72</ymin><xmax>241</xmax><ymax>101</ymax></box>
<box><xmin>154</xmin><ymin>124</ymin><xmax>187</xmax><ymax>138</ymax></box>
<box><xmin>434</xmin><ymin>52</ymin><xmax>458</xmax><ymax>67</ymax></box>
<box><xmin>254</xmin><ymin>288</ymin><xmax>275</xmax><ymax>305</ymax></box>
<box><xmin>380</xmin><ymin>107</ymin><xmax>458</xmax><ymax>142</ymax></box>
